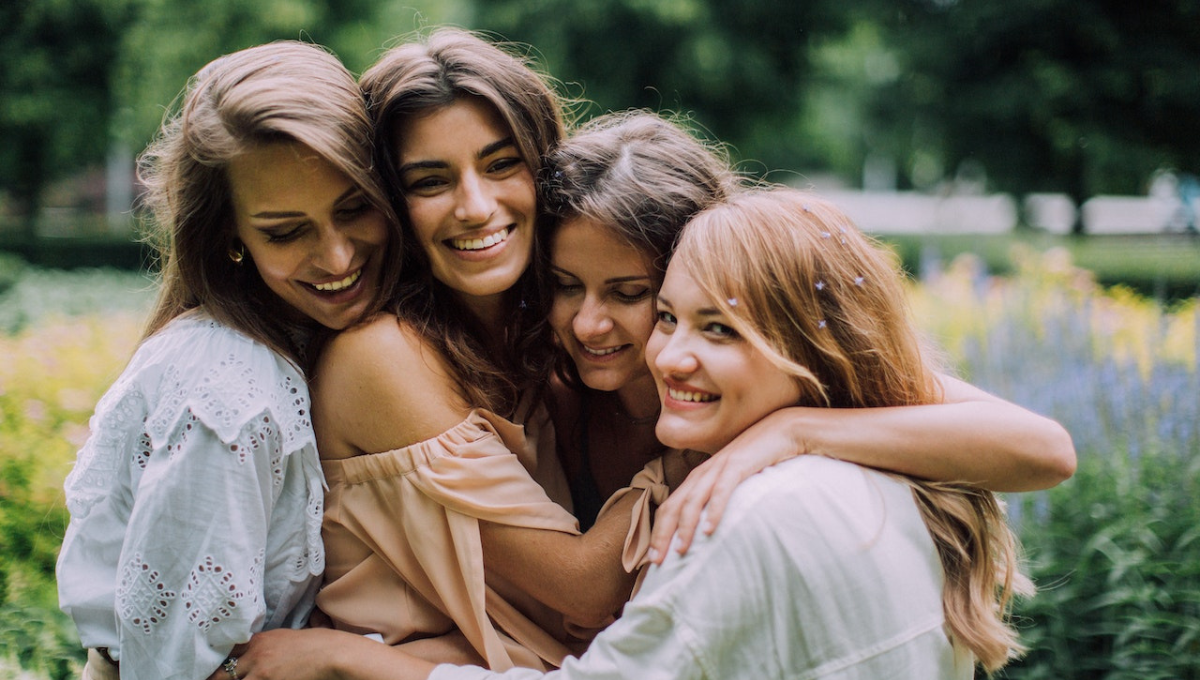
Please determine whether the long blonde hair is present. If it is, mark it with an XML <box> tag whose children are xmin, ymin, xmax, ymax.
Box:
<box><xmin>138</xmin><ymin>41</ymin><xmax>399</xmax><ymax>366</ymax></box>
<box><xmin>674</xmin><ymin>188</ymin><xmax>1033</xmax><ymax>674</ymax></box>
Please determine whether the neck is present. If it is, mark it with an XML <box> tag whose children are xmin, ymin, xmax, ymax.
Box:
<box><xmin>614</xmin><ymin>372</ymin><xmax>661</xmax><ymax>424</ymax></box>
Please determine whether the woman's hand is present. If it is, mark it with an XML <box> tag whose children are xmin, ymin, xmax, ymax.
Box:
<box><xmin>204</xmin><ymin>628</ymin><xmax>438</xmax><ymax>680</ymax></box>
<box><xmin>648</xmin><ymin>410</ymin><xmax>804</xmax><ymax>564</ymax></box>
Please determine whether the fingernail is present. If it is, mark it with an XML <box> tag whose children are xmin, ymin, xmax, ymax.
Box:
<box><xmin>648</xmin><ymin>547</ymin><xmax>659</xmax><ymax>563</ymax></box>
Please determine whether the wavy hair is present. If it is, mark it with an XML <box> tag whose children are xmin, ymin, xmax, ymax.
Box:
<box><xmin>138</xmin><ymin>41</ymin><xmax>399</xmax><ymax>367</ymax></box>
<box><xmin>541</xmin><ymin>111</ymin><xmax>739</xmax><ymax>388</ymax></box>
<box><xmin>673</xmin><ymin>188</ymin><xmax>1033</xmax><ymax>674</ymax></box>
<box><xmin>360</xmin><ymin>27</ymin><xmax>566</xmax><ymax>413</ymax></box>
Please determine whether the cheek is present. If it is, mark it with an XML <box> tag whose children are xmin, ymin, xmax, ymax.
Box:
<box><xmin>548</xmin><ymin>298</ymin><xmax>576</xmax><ymax>340</ymax></box>
<box><xmin>403</xmin><ymin>198</ymin><xmax>442</xmax><ymax>243</ymax></box>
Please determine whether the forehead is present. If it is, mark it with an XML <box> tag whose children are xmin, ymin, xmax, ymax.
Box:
<box><xmin>659</xmin><ymin>263</ymin><xmax>711</xmax><ymax>308</ymax></box>
<box><xmin>393</xmin><ymin>97</ymin><xmax>513</xmax><ymax>161</ymax></box>
<box><xmin>228</xmin><ymin>142</ymin><xmax>349</xmax><ymax>211</ymax></box>
<box><xmin>553</xmin><ymin>217</ymin><xmax>655</xmax><ymax>276</ymax></box>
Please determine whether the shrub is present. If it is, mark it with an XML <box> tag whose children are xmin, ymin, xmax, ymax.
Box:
<box><xmin>912</xmin><ymin>247</ymin><xmax>1199</xmax><ymax>678</ymax></box>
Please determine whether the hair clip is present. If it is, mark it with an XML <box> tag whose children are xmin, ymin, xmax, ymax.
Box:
<box><xmin>854</xmin><ymin>276</ymin><xmax>865</xmax><ymax>287</ymax></box>
<box><xmin>815</xmin><ymin>281</ymin><xmax>826</xmax><ymax>291</ymax></box>
<box><xmin>840</xmin><ymin>237</ymin><xmax>848</xmax><ymax>245</ymax></box>
<box><xmin>818</xmin><ymin>319</ymin><xmax>827</xmax><ymax>329</ymax></box>
<box><xmin>727</xmin><ymin>297</ymin><xmax>739</xmax><ymax>307</ymax></box>
<box><xmin>803</xmin><ymin>204</ymin><xmax>812</xmax><ymax>213</ymax></box>
<box><xmin>820</xmin><ymin>231</ymin><xmax>831</xmax><ymax>239</ymax></box>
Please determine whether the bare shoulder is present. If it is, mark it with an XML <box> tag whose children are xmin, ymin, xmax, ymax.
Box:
<box><xmin>311</xmin><ymin>314</ymin><xmax>471</xmax><ymax>457</ymax></box>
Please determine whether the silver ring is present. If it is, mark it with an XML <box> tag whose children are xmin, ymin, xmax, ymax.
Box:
<box><xmin>222</xmin><ymin>656</ymin><xmax>240</xmax><ymax>680</ymax></box>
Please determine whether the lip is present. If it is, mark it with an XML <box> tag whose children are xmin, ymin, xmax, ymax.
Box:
<box><xmin>576</xmin><ymin>341</ymin><xmax>632</xmax><ymax>364</ymax></box>
<box><xmin>302</xmin><ymin>265</ymin><xmax>369</xmax><ymax>304</ymax></box>
<box><xmin>443</xmin><ymin>225</ymin><xmax>515</xmax><ymax>261</ymax></box>
<box><xmin>661</xmin><ymin>378</ymin><xmax>719</xmax><ymax>410</ymax></box>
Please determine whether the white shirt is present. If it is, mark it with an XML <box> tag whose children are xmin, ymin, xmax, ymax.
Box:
<box><xmin>57</xmin><ymin>312</ymin><xmax>325</xmax><ymax>680</ymax></box>
<box><xmin>431</xmin><ymin>455</ymin><xmax>973</xmax><ymax>680</ymax></box>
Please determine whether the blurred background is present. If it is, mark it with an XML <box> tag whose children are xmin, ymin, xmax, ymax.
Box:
<box><xmin>1</xmin><ymin>1</ymin><xmax>1198</xmax><ymax>679</ymax></box>
<box><xmin>1</xmin><ymin>0</ymin><xmax>1199</xmax><ymax>291</ymax></box>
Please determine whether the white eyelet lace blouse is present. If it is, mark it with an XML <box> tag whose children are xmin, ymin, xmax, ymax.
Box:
<box><xmin>56</xmin><ymin>312</ymin><xmax>325</xmax><ymax>680</ymax></box>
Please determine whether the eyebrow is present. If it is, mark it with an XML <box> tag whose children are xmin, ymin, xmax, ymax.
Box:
<box><xmin>249</xmin><ymin>186</ymin><xmax>360</xmax><ymax>219</ymax></box>
<box><xmin>655</xmin><ymin>294</ymin><xmax>721</xmax><ymax>317</ymax></box>
<box><xmin>396</xmin><ymin>137</ymin><xmax>518</xmax><ymax>176</ymax></box>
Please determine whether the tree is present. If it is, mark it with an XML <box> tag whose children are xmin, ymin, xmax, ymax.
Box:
<box><xmin>473</xmin><ymin>0</ymin><xmax>854</xmax><ymax>175</ymax></box>
<box><xmin>0</xmin><ymin>0</ymin><xmax>135</xmax><ymax>238</ymax></box>
<box><xmin>868</xmin><ymin>0</ymin><xmax>1200</xmax><ymax>210</ymax></box>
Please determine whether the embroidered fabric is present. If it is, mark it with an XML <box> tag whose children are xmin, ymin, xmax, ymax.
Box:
<box><xmin>57</xmin><ymin>313</ymin><xmax>324</xmax><ymax>680</ymax></box>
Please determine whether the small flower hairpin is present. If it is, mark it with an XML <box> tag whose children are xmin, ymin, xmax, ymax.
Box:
<box><xmin>818</xmin><ymin>319</ymin><xmax>827</xmax><ymax>329</ymax></box>
<box><xmin>727</xmin><ymin>298</ymin><xmax>739</xmax><ymax>307</ymax></box>
<box><xmin>815</xmin><ymin>281</ymin><xmax>826</xmax><ymax>291</ymax></box>
<box><xmin>854</xmin><ymin>276</ymin><xmax>865</xmax><ymax>287</ymax></box>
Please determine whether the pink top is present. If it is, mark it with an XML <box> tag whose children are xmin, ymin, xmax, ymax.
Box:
<box><xmin>316</xmin><ymin>406</ymin><xmax>590</xmax><ymax>671</ymax></box>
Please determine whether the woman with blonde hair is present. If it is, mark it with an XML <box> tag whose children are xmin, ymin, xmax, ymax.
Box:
<box><xmin>56</xmin><ymin>40</ymin><xmax>399</xmax><ymax>680</ymax></box>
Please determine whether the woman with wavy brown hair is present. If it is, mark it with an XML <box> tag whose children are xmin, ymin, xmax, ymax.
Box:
<box><xmin>56</xmin><ymin>40</ymin><xmax>398</xmax><ymax>680</ymax></box>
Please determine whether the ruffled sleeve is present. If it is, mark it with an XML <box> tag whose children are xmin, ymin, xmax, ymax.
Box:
<box><xmin>57</xmin><ymin>315</ymin><xmax>324</xmax><ymax>680</ymax></box>
<box><xmin>595</xmin><ymin>457</ymin><xmax>670</xmax><ymax>596</ymax></box>
<box><xmin>319</xmin><ymin>410</ymin><xmax>582</xmax><ymax>671</ymax></box>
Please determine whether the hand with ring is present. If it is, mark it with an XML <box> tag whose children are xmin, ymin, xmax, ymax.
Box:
<box><xmin>222</xmin><ymin>656</ymin><xmax>240</xmax><ymax>680</ymax></box>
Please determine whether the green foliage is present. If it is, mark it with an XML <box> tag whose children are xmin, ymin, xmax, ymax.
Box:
<box><xmin>0</xmin><ymin>269</ymin><xmax>149</xmax><ymax>679</ymax></box>
<box><xmin>1007</xmin><ymin>451</ymin><xmax>1200</xmax><ymax>679</ymax></box>
<box><xmin>473</xmin><ymin>0</ymin><xmax>853</xmax><ymax>173</ymax></box>
<box><xmin>0</xmin><ymin>0</ymin><xmax>135</xmax><ymax>229</ymax></box>
<box><xmin>868</xmin><ymin>0</ymin><xmax>1200</xmax><ymax>199</ymax></box>
<box><xmin>0</xmin><ymin>266</ymin><xmax>155</xmax><ymax>334</ymax></box>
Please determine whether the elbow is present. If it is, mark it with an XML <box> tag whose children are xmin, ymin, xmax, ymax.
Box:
<box><xmin>556</xmin><ymin>573</ymin><xmax>631</xmax><ymax>629</ymax></box>
<box><xmin>1040</xmin><ymin>422</ymin><xmax>1077</xmax><ymax>486</ymax></box>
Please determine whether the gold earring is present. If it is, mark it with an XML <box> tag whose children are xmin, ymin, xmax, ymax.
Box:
<box><xmin>229</xmin><ymin>247</ymin><xmax>245</xmax><ymax>264</ymax></box>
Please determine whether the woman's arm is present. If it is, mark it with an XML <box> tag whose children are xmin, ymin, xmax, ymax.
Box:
<box><xmin>205</xmin><ymin>629</ymin><xmax>440</xmax><ymax>680</ymax></box>
<box><xmin>649</xmin><ymin>372</ymin><xmax>1075</xmax><ymax>561</ymax></box>
<box><xmin>479</xmin><ymin>492</ymin><xmax>639</xmax><ymax>627</ymax></box>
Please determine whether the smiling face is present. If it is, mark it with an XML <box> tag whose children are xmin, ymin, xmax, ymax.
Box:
<box><xmin>646</xmin><ymin>263</ymin><xmax>801</xmax><ymax>454</ymax></box>
<box><xmin>393</xmin><ymin>96</ymin><xmax>537</xmax><ymax>316</ymax></box>
<box><xmin>550</xmin><ymin>217</ymin><xmax>659</xmax><ymax>397</ymax></box>
<box><xmin>229</xmin><ymin>141</ymin><xmax>390</xmax><ymax>330</ymax></box>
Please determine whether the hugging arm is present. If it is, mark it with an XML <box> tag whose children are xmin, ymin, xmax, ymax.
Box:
<box><xmin>649</xmin><ymin>372</ymin><xmax>1075</xmax><ymax>561</ymax></box>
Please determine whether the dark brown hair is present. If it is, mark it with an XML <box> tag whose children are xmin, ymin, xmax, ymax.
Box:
<box><xmin>360</xmin><ymin>28</ymin><xmax>567</xmax><ymax>413</ymax></box>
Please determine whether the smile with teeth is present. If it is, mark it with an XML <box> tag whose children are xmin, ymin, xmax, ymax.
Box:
<box><xmin>312</xmin><ymin>269</ymin><xmax>361</xmax><ymax>292</ymax></box>
<box><xmin>582</xmin><ymin>344</ymin><xmax>623</xmax><ymax>357</ymax></box>
<box><xmin>450</xmin><ymin>227</ymin><xmax>511</xmax><ymax>251</ymax></box>
<box><xmin>667</xmin><ymin>387</ymin><xmax>718</xmax><ymax>403</ymax></box>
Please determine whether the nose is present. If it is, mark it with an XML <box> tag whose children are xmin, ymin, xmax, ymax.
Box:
<box><xmin>454</xmin><ymin>171</ymin><xmax>497</xmax><ymax>225</ymax></box>
<box><xmin>653</xmin><ymin>330</ymin><xmax>699</xmax><ymax>378</ymax></box>
<box><xmin>313</xmin><ymin>225</ymin><xmax>354</xmax><ymax>274</ymax></box>
<box><xmin>573</xmin><ymin>295</ymin><xmax>614</xmax><ymax>340</ymax></box>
